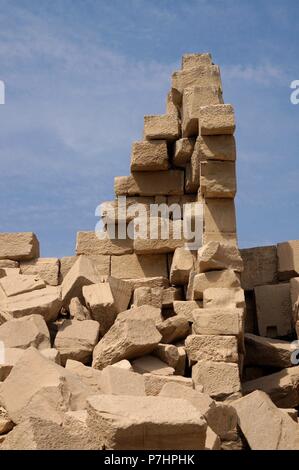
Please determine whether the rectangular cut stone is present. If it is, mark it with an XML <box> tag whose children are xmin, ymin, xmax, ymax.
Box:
<box><xmin>290</xmin><ymin>277</ymin><xmax>299</xmax><ymax>322</ymax></box>
<box><xmin>203</xmin><ymin>232</ymin><xmax>237</xmax><ymax>245</ymax></box>
<box><xmin>61</xmin><ymin>256</ymin><xmax>101</xmax><ymax>306</ymax></box>
<box><xmin>130</xmin><ymin>140</ymin><xmax>168</xmax><ymax>171</ymax></box>
<box><xmin>200</xmin><ymin>161</ymin><xmax>236</xmax><ymax>198</ymax></box>
<box><xmin>114</xmin><ymin>171</ymin><xmax>184</xmax><ymax>196</ymax></box>
<box><xmin>181</xmin><ymin>53</ymin><xmax>212</xmax><ymax>69</ymax></box>
<box><xmin>133</xmin><ymin>218</ymin><xmax>185</xmax><ymax>254</ymax></box>
<box><xmin>240</xmin><ymin>246</ymin><xmax>278</xmax><ymax>290</ymax></box>
<box><xmin>193</xmin><ymin>270</ymin><xmax>240</xmax><ymax>300</ymax></box>
<box><xmin>0</xmin><ymin>274</ymin><xmax>45</xmax><ymax>297</ymax></box>
<box><xmin>185</xmin><ymin>334</ymin><xmax>239</xmax><ymax>363</ymax></box>
<box><xmin>254</xmin><ymin>283</ymin><xmax>292</xmax><ymax>338</ymax></box>
<box><xmin>277</xmin><ymin>240</ymin><xmax>299</xmax><ymax>281</ymax></box>
<box><xmin>76</xmin><ymin>231</ymin><xmax>133</xmax><ymax>256</ymax></box>
<box><xmin>192</xmin><ymin>308</ymin><xmax>243</xmax><ymax>336</ymax></box>
<box><xmin>122</xmin><ymin>277</ymin><xmax>169</xmax><ymax>290</ymax></box>
<box><xmin>203</xmin><ymin>287</ymin><xmax>245</xmax><ymax>309</ymax></box>
<box><xmin>170</xmin><ymin>247</ymin><xmax>197</xmax><ymax>285</ymax></box>
<box><xmin>111</xmin><ymin>254</ymin><xmax>168</xmax><ymax>279</ymax></box>
<box><xmin>144</xmin><ymin>114</ymin><xmax>180</xmax><ymax>141</ymax></box>
<box><xmin>173</xmin><ymin>300</ymin><xmax>202</xmax><ymax>322</ymax></box>
<box><xmin>59</xmin><ymin>256</ymin><xmax>77</xmax><ymax>282</ymax></box>
<box><xmin>182</xmin><ymin>86</ymin><xmax>223</xmax><ymax>137</ymax></box>
<box><xmin>173</xmin><ymin>138</ymin><xmax>195</xmax><ymax>167</ymax></box>
<box><xmin>192</xmin><ymin>361</ymin><xmax>241</xmax><ymax>400</ymax></box>
<box><xmin>195</xmin><ymin>135</ymin><xmax>236</xmax><ymax>161</ymax></box>
<box><xmin>203</xmin><ymin>199</ymin><xmax>236</xmax><ymax>234</ymax></box>
<box><xmin>166</xmin><ymin>90</ymin><xmax>180</xmax><ymax>117</ymax></box>
<box><xmin>20</xmin><ymin>258</ymin><xmax>59</xmax><ymax>286</ymax></box>
<box><xmin>0</xmin><ymin>233</ymin><xmax>39</xmax><ymax>261</ymax></box>
<box><xmin>171</xmin><ymin>65</ymin><xmax>222</xmax><ymax>101</ymax></box>
<box><xmin>199</xmin><ymin>104</ymin><xmax>235</xmax><ymax>135</ymax></box>
<box><xmin>244</xmin><ymin>333</ymin><xmax>293</xmax><ymax>368</ymax></box>
<box><xmin>143</xmin><ymin>373</ymin><xmax>193</xmax><ymax>396</ymax></box>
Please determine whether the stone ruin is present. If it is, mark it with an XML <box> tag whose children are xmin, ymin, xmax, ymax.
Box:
<box><xmin>0</xmin><ymin>53</ymin><xmax>299</xmax><ymax>450</ymax></box>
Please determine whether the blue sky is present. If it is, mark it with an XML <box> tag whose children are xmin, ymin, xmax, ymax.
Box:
<box><xmin>0</xmin><ymin>0</ymin><xmax>298</xmax><ymax>256</ymax></box>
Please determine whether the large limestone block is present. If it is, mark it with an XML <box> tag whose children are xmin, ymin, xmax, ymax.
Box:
<box><xmin>242</xmin><ymin>366</ymin><xmax>299</xmax><ymax>408</ymax></box>
<box><xmin>86</xmin><ymin>394</ymin><xmax>207</xmax><ymax>450</ymax></box>
<box><xmin>54</xmin><ymin>319</ymin><xmax>100</xmax><ymax>366</ymax></box>
<box><xmin>65</xmin><ymin>360</ymin><xmax>103</xmax><ymax>393</ymax></box>
<box><xmin>186</xmin><ymin>335</ymin><xmax>239</xmax><ymax>363</ymax></box>
<box><xmin>245</xmin><ymin>333</ymin><xmax>294</xmax><ymax>368</ymax></box>
<box><xmin>254</xmin><ymin>283</ymin><xmax>292</xmax><ymax>338</ymax></box>
<box><xmin>144</xmin><ymin>114</ymin><xmax>180</xmax><ymax>141</ymax></box>
<box><xmin>0</xmin><ymin>286</ymin><xmax>62</xmax><ymax>322</ymax></box>
<box><xmin>111</xmin><ymin>253</ymin><xmax>168</xmax><ymax>279</ymax></box>
<box><xmin>69</xmin><ymin>297</ymin><xmax>91</xmax><ymax>321</ymax></box>
<box><xmin>200</xmin><ymin>161</ymin><xmax>236</xmax><ymax>198</ymax></box>
<box><xmin>195</xmin><ymin>135</ymin><xmax>236</xmax><ymax>161</ymax></box>
<box><xmin>76</xmin><ymin>231</ymin><xmax>133</xmax><ymax>256</ymax></box>
<box><xmin>232</xmin><ymin>390</ymin><xmax>299</xmax><ymax>450</ymax></box>
<box><xmin>203</xmin><ymin>287</ymin><xmax>245</xmax><ymax>309</ymax></box>
<box><xmin>193</xmin><ymin>269</ymin><xmax>240</xmax><ymax>300</ymax></box>
<box><xmin>0</xmin><ymin>260</ymin><xmax>19</xmax><ymax>268</ymax></box>
<box><xmin>114</xmin><ymin>171</ymin><xmax>184</xmax><ymax>196</ymax></box>
<box><xmin>143</xmin><ymin>374</ymin><xmax>193</xmax><ymax>396</ymax></box>
<box><xmin>182</xmin><ymin>86</ymin><xmax>223</xmax><ymax>137</ymax></box>
<box><xmin>59</xmin><ymin>256</ymin><xmax>77</xmax><ymax>282</ymax></box>
<box><xmin>157</xmin><ymin>316</ymin><xmax>190</xmax><ymax>344</ymax></box>
<box><xmin>0</xmin><ymin>314</ymin><xmax>50</xmax><ymax>350</ymax></box>
<box><xmin>0</xmin><ymin>348</ymin><xmax>92</xmax><ymax>424</ymax></box>
<box><xmin>0</xmin><ymin>233</ymin><xmax>39</xmax><ymax>261</ymax></box>
<box><xmin>202</xmin><ymin>231</ymin><xmax>237</xmax><ymax>246</ymax></box>
<box><xmin>240</xmin><ymin>245</ymin><xmax>278</xmax><ymax>290</ymax></box>
<box><xmin>117</xmin><ymin>305</ymin><xmax>163</xmax><ymax>324</ymax></box>
<box><xmin>198</xmin><ymin>241</ymin><xmax>243</xmax><ymax>273</ymax></box>
<box><xmin>199</xmin><ymin>104</ymin><xmax>235</xmax><ymax>135</ymax></box>
<box><xmin>277</xmin><ymin>240</ymin><xmax>299</xmax><ymax>281</ymax></box>
<box><xmin>133</xmin><ymin>217</ymin><xmax>185</xmax><ymax>254</ymax></box>
<box><xmin>132</xmin><ymin>355</ymin><xmax>174</xmax><ymax>376</ymax></box>
<box><xmin>153</xmin><ymin>343</ymin><xmax>185</xmax><ymax>374</ymax></box>
<box><xmin>203</xmin><ymin>198</ymin><xmax>236</xmax><ymax>235</ymax></box>
<box><xmin>171</xmin><ymin>65</ymin><xmax>222</xmax><ymax>104</ymax></box>
<box><xmin>0</xmin><ymin>267</ymin><xmax>20</xmax><ymax>278</ymax></box>
<box><xmin>132</xmin><ymin>286</ymin><xmax>182</xmax><ymax>309</ymax></box>
<box><xmin>0</xmin><ymin>274</ymin><xmax>45</xmax><ymax>297</ymax></box>
<box><xmin>0</xmin><ymin>348</ymin><xmax>24</xmax><ymax>381</ymax></box>
<box><xmin>100</xmin><ymin>365</ymin><xmax>145</xmax><ymax>396</ymax></box>
<box><xmin>181</xmin><ymin>53</ymin><xmax>212</xmax><ymax>69</ymax></box>
<box><xmin>41</xmin><ymin>348</ymin><xmax>61</xmax><ymax>364</ymax></box>
<box><xmin>20</xmin><ymin>258</ymin><xmax>59</xmax><ymax>286</ymax></box>
<box><xmin>173</xmin><ymin>300</ymin><xmax>202</xmax><ymax>322</ymax></box>
<box><xmin>122</xmin><ymin>277</ymin><xmax>169</xmax><ymax>290</ymax></box>
<box><xmin>61</xmin><ymin>255</ymin><xmax>101</xmax><ymax>306</ymax></box>
<box><xmin>130</xmin><ymin>140</ymin><xmax>168</xmax><ymax>171</ymax></box>
<box><xmin>173</xmin><ymin>138</ymin><xmax>195</xmax><ymax>167</ymax></box>
<box><xmin>192</xmin><ymin>361</ymin><xmax>241</xmax><ymax>400</ymax></box>
<box><xmin>192</xmin><ymin>308</ymin><xmax>243</xmax><ymax>336</ymax></box>
<box><xmin>92</xmin><ymin>318</ymin><xmax>161</xmax><ymax>370</ymax></box>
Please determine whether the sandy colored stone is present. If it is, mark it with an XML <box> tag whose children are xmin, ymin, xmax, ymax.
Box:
<box><xmin>0</xmin><ymin>260</ymin><xmax>19</xmax><ymax>268</ymax></box>
<box><xmin>203</xmin><ymin>231</ymin><xmax>237</xmax><ymax>246</ymax></box>
<box><xmin>245</xmin><ymin>333</ymin><xmax>294</xmax><ymax>368</ymax></box>
<box><xmin>132</xmin><ymin>355</ymin><xmax>174</xmax><ymax>376</ymax></box>
<box><xmin>0</xmin><ymin>407</ymin><xmax>13</xmax><ymax>435</ymax></box>
<box><xmin>76</xmin><ymin>231</ymin><xmax>133</xmax><ymax>256</ymax></box>
<box><xmin>182</xmin><ymin>53</ymin><xmax>212</xmax><ymax>69</ymax></box>
<box><xmin>100</xmin><ymin>365</ymin><xmax>145</xmax><ymax>396</ymax></box>
<box><xmin>0</xmin><ymin>348</ymin><xmax>24</xmax><ymax>381</ymax></box>
<box><xmin>40</xmin><ymin>348</ymin><xmax>61</xmax><ymax>365</ymax></box>
<box><xmin>277</xmin><ymin>240</ymin><xmax>299</xmax><ymax>281</ymax></box>
<box><xmin>200</xmin><ymin>160</ymin><xmax>236</xmax><ymax>198</ymax></box>
<box><xmin>1</xmin><ymin>275</ymin><xmax>45</xmax><ymax>302</ymax></box>
<box><xmin>111</xmin><ymin>253</ymin><xmax>168</xmax><ymax>279</ymax></box>
<box><xmin>0</xmin><ymin>267</ymin><xmax>20</xmax><ymax>278</ymax></box>
<box><xmin>0</xmin><ymin>233</ymin><xmax>39</xmax><ymax>261</ymax></box>
<box><xmin>232</xmin><ymin>390</ymin><xmax>299</xmax><ymax>450</ymax></box>
<box><xmin>240</xmin><ymin>245</ymin><xmax>278</xmax><ymax>290</ymax></box>
<box><xmin>192</xmin><ymin>360</ymin><xmax>241</xmax><ymax>400</ymax></box>
<box><xmin>92</xmin><ymin>317</ymin><xmax>161</xmax><ymax>370</ymax></box>
<box><xmin>195</xmin><ymin>135</ymin><xmax>236</xmax><ymax>161</ymax></box>
<box><xmin>254</xmin><ymin>283</ymin><xmax>292</xmax><ymax>338</ymax></box>
<box><xmin>65</xmin><ymin>359</ymin><xmax>103</xmax><ymax>393</ymax></box>
<box><xmin>0</xmin><ymin>314</ymin><xmax>50</xmax><ymax>350</ymax></box>
<box><xmin>186</xmin><ymin>335</ymin><xmax>239</xmax><ymax>363</ymax></box>
<box><xmin>133</xmin><ymin>286</ymin><xmax>182</xmax><ymax>309</ymax></box>
<box><xmin>199</xmin><ymin>104</ymin><xmax>235</xmax><ymax>135</ymax></box>
<box><xmin>133</xmin><ymin>218</ymin><xmax>185</xmax><ymax>254</ymax></box>
<box><xmin>193</xmin><ymin>269</ymin><xmax>240</xmax><ymax>300</ymax></box>
<box><xmin>290</xmin><ymin>277</ymin><xmax>299</xmax><ymax>322</ymax></box>
<box><xmin>143</xmin><ymin>373</ymin><xmax>193</xmax><ymax>396</ymax></box>
<box><xmin>203</xmin><ymin>198</ymin><xmax>237</xmax><ymax>235</ymax></box>
<box><xmin>54</xmin><ymin>319</ymin><xmax>100</xmax><ymax>366</ymax></box>
<box><xmin>144</xmin><ymin>114</ymin><xmax>180</xmax><ymax>141</ymax></box>
<box><xmin>203</xmin><ymin>287</ymin><xmax>245</xmax><ymax>309</ymax></box>
<box><xmin>173</xmin><ymin>138</ymin><xmax>195</xmax><ymax>167</ymax></box>
<box><xmin>192</xmin><ymin>308</ymin><xmax>243</xmax><ymax>336</ymax></box>
<box><xmin>131</xmin><ymin>140</ymin><xmax>168</xmax><ymax>171</ymax></box>
<box><xmin>185</xmin><ymin>158</ymin><xmax>199</xmax><ymax>193</ymax></box>
<box><xmin>173</xmin><ymin>300</ymin><xmax>202</xmax><ymax>322</ymax></box>
<box><xmin>114</xmin><ymin>171</ymin><xmax>184</xmax><ymax>197</ymax></box>
<box><xmin>171</xmin><ymin>65</ymin><xmax>222</xmax><ymax>103</ymax></box>
<box><xmin>198</xmin><ymin>241</ymin><xmax>243</xmax><ymax>273</ymax></box>
<box><xmin>153</xmin><ymin>343</ymin><xmax>184</xmax><ymax>373</ymax></box>
<box><xmin>69</xmin><ymin>297</ymin><xmax>91</xmax><ymax>321</ymax></box>
<box><xmin>166</xmin><ymin>90</ymin><xmax>180</xmax><ymax>116</ymax></box>
<box><xmin>205</xmin><ymin>427</ymin><xmax>221</xmax><ymax>450</ymax></box>
<box><xmin>280</xmin><ymin>408</ymin><xmax>298</xmax><ymax>422</ymax></box>
<box><xmin>111</xmin><ymin>359</ymin><xmax>133</xmax><ymax>371</ymax></box>
<box><xmin>59</xmin><ymin>256</ymin><xmax>77</xmax><ymax>282</ymax></box>
<box><xmin>117</xmin><ymin>305</ymin><xmax>163</xmax><ymax>325</ymax></box>
<box><xmin>157</xmin><ymin>316</ymin><xmax>190</xmax><ymax>344</ymax></box>
<box><xmin>122</xmin><ymin>277</ymin><xmax>169</xmax><ymax>291</ymax></box>
<box><xmin>20</xmin><ymin>258</ymin><xmax>59</xmax><ymax>286</ymax></box>
<box><xmin>86</xmin><ymin>394</ymin><xmax>207</xmax><ymax>450</ymax></box>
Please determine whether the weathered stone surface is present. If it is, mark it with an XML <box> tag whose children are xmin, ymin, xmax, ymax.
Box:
<box><xmin>254</xmin><ymin>283</ymin><xmax>292</xmax><ymax>338</ymax></box>
<box><xmin>132</xmin><ymin>355</ymin><xmax>174</xmax><ymax>376</ymax></box>
<box><xmin>202</xmin><ymin>231</ymin><xmax>237</xmax><ymax>246</ymax></box>
<box><xmin>131</xmin><ymin>140</ymin><xmax>168</xmax><ymax>171</ymax></box>
<box><xmin>0</xmin><ymin>274</ymin><xmax>45</xmax><ymax>297</ymax></box>
<box><xmin>245</xmin><ymin>333</ymin><xmax>293</xmax><ymax>368</ymax></box>
<box><xmin>205</xmin><ymin>427</ymin><xmax>221</xmax><ymax>450</ymax></box>
<box><xmin>157</xmin><ymin>316</ymin><xmax>190</xmax><ymax>344</ymax></box>
<box><xmin>171</xmin><ymin>65</ymin><xmax>222</xmax><ymax>102</ymax></box>
<box><xmin>242</xmin><ymin>366</ymin><xmax>299</xmax><ymax>408</ymax></box>
<box><xmin>0</xmin><ymin>348</ymin><xmax>91</xmax><ymax>424</ymax></box>
<box><xmin>65</xmin><ymin>360</ymin><xmax>102</xmax><ymax>393</ymax></box>
<box><xmin>192</xmin><ymin>308</ymin><xmax>243</xmax><ymax>336</ymax></box>
<box><xmin>86</xmin><ymin>394</ymin><xmax>207</xmax><ymax>450</ymax></box>
<box><xmin>40</xmin><ymin>348</ymin><xmax>61</xmax><ymax>365</ymax></box>
<box><xmin>173</xmin><ymin>300</ymin><xmax>202</xmax><ymax>322</ymax></box>
<box><xmin>173</xmin><ymin>138</ymin><xmax>195</xmax><ymax>167</ymax></box>
<box><xmin>193</xmin><ymin>269</ymin><xmax>240</xmax><ymax>300</ymax></box>
<box><xmin>185</xmin><ymin>157</ymin><xmax>200</xmax><ymax>193</ymax></box>
<box><xmin>54</xmin><ymin>319</ymin><xmax>100</xmax><ymax>366</ymax></box>
<box><xmin>133</xmin><ymin>286</ymin><xmax>182</xmax><ymax>309</ymax></box>
<box><xmin>153</xmin><ymin>343</ymin><xmax>185</xmax><ymax>374</ymax></box>
<box><xmin>0</xmin><ymin>233</ymin><xmax>39</xmax><ymax>261</ymax></box>
<box><xmin>0</xmin><ymin>314</ymin><xmax>50</xmax><ymax>350</ymax></box>
<box><xmin>111</xmin><ymin>359</ymin><xmax>133</xmax><ymax>371</ymax></box>
<box><xmin>59</xmin><ymin>256</ymin><xmax>77</xmax><ymax>282</ymax></box>
<box><xmin>0</xmin><ymin>348</ymin><xmax>24</xmax><ymax>381</ymax></box>
<box><xmin>290</xmin><ymin>277</ymin><xmax>299</xmax><ymax>322</ymax></box>
<box><xmin>20</xmin><ymin>258</ymin><xmax>59</xmax><ymax>286</ymax></box>
<box><xmin>111</xmin><ymin>254</ymin><xmax>168</xmax><ymax>279</ymax></box>
<box><xmin>199</xmin><ymin>104</ymin><xmax>235</xmax><ymax>135</ymax></box>
<box><xmin>69</xmin><ymin>297</ymin><xmax>91</xmax><ymax>321</ymax></box>
<box><xmin>280</xmin><ymin>408</ymin><xmax>298</xmax><ymax>422</ymax></box>
<box><xmin>143</xmin><ymin>373</ymin><xmax>193</xmax><ymax>396</ymax></box>
<box><xmin>114</xmin><ymin>171</ymin><xmax>184</xmax><ymax>197</ymax></box>
<box><xmin>186</xmin><ymin>335</ymin><xmax>239</xmax><ymax>363</ymax></box>
<box><xmin>76</xmin><ymin>231</ymin><xmax>133</xmax><ymax>256</ymax></box>
<box><xmin>198</xmin><ymin>242</ymin><xmax>243</xmax><ymax>273</ymax></box>
<box><xmin>203</xmin><ymin>198</ymin><xmax>236</xmax><ymax>235</ymax></box>
<box><xmin>182</xmin><ymin>53</ymin><xmax>212</xmax><ymax>69</ymax></box>
<box><xmin>277</xmin><ymin>240</ymin><xmax>299</xmax><ymax>281</ymax></box>
<box><xmin>166</xmin><ymin>90</ymin><xmax>180</xmax><ymax>116</ymax></box>
<box><xmin>92</xmin><ymin>318</ymin><xmax>161</xmax><ymax>370</ymax></box>
<box><xmin>0</xmin><ymin>407</ymin><xmax>13</xmax><ymax>435</ymax></box>
<box><xmin>192</xmin><ymin>361</ymin><xmax>241</xmax><ymax>400</ymax></box>
<box><xmin>100</xmin><ymin>365</ymin><xmax>145</xmax><ymax>396</ymax></box>
<box><xmin>0</xmin><ymin>267</ymin><xmax>20</xmax><ymax>278</ymax></box>
<box><xmin>195</xmin><ymin>135</ymin><xmax>236</xmax><ymax>161</ymax></box>
<box><xmin>0</xmin><ymin>286</ymin><xmax>62</xmax><ymax>322</ymax></box>
<box><xmin>240</xmin><ymin>245</ymin><xmax>278</xmax><ymax>290</ymax></box>
<box><xmin>144</xmin><ymin>114</ymin><xmax>180</xmax><ymax>140</ymax></box>
<box><xmin>232</xmin><ymin>390</ymin><xmax>299</xmax><ymax>450</ymax></box>
<box><xmin>170</xmin><ymin>247</ymin><xmax>197</xmax><ymax>285</ymax></box>
<box><xmin>0</xmin><ymin>260</ymin><xmax>19</xmax><ymax>268</ymax></box>
<box><xmin>122</xmin><ymin>277</ymin><xmax>169</xmax><ymax>291</ymax></box>
<box><xmin>203</xmin><ymin>287</ymin><xmax>245</xmax><ymax>309</ymax></box>
<box><xmin>133</xmin><ymin>218</ymin><xmax>185</xmax><ymax>254</ymax></box>
<box><xmin>200</xmin><ymin>160</ymin><xmax>236</xmax><ymax>198</ymax></box>
<box><xmin>117</xmin><ymin>305</ymin><xmax>163</xmax><ymax>324</ymax></box>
